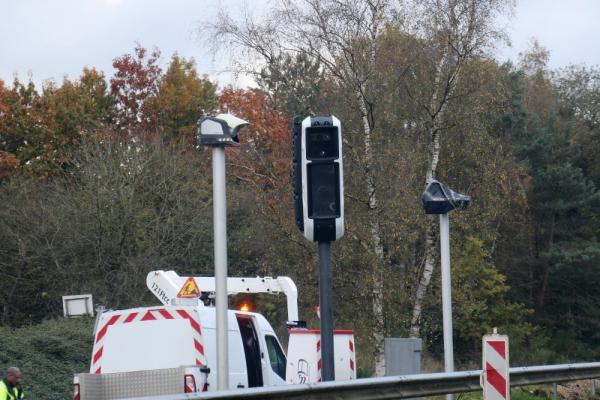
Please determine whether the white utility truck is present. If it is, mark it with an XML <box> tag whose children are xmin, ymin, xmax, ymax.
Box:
<box><xmin>73</xmin><ymin>270</ymin><xmax>356</xmax><ymax>399</ymax></box>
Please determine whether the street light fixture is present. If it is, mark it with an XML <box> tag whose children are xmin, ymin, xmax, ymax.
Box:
<box><xmin>421</xmin><ymin>179</ymin><xmax>470</xmax><ymax>400</ymax></box>
<box><xmin>198</xmin><ymin>113</ymin><xmax>250</xmax><ymax>391</ymax></box>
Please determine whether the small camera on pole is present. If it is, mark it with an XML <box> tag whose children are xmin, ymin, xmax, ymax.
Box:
<box><xmin>420</xmin><ymin>179</ymin><xmax>470</xmax><ymax>400</ymax></box>
<box><xmin>421</xmin><ymin>180</ymin><xmax>470</xmax><ymax>214</ymax></box>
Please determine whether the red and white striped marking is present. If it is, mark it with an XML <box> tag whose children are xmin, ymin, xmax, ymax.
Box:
<box><xmin>91</xmin><ymin>308</ymin><xmax>205</xmax><ymax>374</ymax></box>
<box><xmin>482</xmin><ymin>334</ymin><xmax>510</xmax><ymax>400</ymax></box>
<box><xmin>316</xmin><ymin>339</ymin><xmax>321</xmax><ymax>382</ymax></box>
<box><xmin>316</xmin><ymin>337</ymin><xmax>356</xmax><ymax>381</ymax></box>
<box><xmin>348</xmin><ymin>338</ymin><xmax>355</xmax><ymax>375</ymax></box>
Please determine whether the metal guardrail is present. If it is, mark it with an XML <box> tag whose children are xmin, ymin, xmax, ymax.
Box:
<box><xmin>130</xmin><ymin>362</ymin><xmax>600</xmax><ymax>400</ymax></box>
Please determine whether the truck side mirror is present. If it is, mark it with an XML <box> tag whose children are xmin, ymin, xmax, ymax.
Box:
<box><xmin>200</xmin><ymin>366</ymin><xmax>210</xmax><ymax>373</ymax></box>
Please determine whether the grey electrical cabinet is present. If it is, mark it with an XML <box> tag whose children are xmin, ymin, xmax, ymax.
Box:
<box><xmin>384</xmin><ymin>338</ymin><xmax>422</xmax><ymax>376</ymax></box>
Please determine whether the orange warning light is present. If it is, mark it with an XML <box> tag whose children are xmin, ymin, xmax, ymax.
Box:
<box><xmin>239</xmin><ymin>302</ymin><xmax>252</xmax><ymax>312</ymax></box>
<box><xmin>177</xmin><ymin>278</ymin><xmax>201</xmax><ymax>298</ymax></box>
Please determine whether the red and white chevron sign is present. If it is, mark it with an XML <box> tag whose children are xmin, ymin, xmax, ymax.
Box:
<box><xmin>481</xmin><ymin>333</ymin><xmax>510</xmax><ymax>400</ymax></box>
<box><xmin>91</xmin><ymin>307</ymin><xmax>205</xmax><ymax>374</ymax></box>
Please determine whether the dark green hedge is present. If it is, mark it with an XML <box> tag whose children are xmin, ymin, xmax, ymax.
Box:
<box><xmin>0</xmin><ymin>317</ymin><xmax>94</xmax><ymax>400</ymax></box>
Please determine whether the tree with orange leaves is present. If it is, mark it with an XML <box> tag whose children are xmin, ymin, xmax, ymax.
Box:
<box><xmin>0</xmin><ymin>69</ymin><xmax>114</xmax><ymax>180</ymax></box>
<box><xmin>0</xmin><ymin>151</ymin><xmax>19</xmax><ymax>181</ymax></box>
<box><xmin>0</xmin><ymin>80</ymin><xmax>20</xmax><ymax>180</ymax></box>
<box><xmin>218</xmin><ymin>87</ymin><xmax>290</xmax><ymax>193</ymax></box>
<box><xmin>147</xmin><ymin>54</ymin><xmax>217</xmax><ymax>145</ymax></box>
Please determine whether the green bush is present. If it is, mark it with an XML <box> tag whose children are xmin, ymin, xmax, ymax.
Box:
<box><xmin>0</xmin><ymin>317</ymin><xmax>94</xmax><ymax>400</ymax></box>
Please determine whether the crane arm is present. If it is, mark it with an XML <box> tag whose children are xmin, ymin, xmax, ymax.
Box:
<box><xmin>146</xmin><ymin>270</ymin><xmax>299</xmax><ymax>322</ymax></box>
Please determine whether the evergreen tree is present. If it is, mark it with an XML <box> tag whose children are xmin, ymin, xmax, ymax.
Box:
<box><xmin>493</xmin><ymin>50</ymin><xmax>600</xmax><ymax>355</ymax></box>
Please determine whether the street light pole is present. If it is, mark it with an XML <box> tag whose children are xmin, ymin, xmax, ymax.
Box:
<box><xmin>213</xmin><ymin>146</ymin><xmax>229</xmax><ymax>391</ymax></box>
<box><xmin>198</xmin><ymin>113</ymin><xmax>250</xmax><ymax>391</ymax></box>
<box><xmin>440</xmin><ymin>212</ymin><xmax>454</xmax><ymax>400</ymax></box>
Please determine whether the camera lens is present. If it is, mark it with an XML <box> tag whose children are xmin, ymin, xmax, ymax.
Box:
<box><xmin>306</xmin><ymin>127</ymin><xmax>338</xmax><ymax>160</ymax></box>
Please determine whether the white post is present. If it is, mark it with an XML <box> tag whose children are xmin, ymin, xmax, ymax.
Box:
<box><xmin>440</xmin><ymin>213</ymin><xmax>454</xmax><ymax>400</ymax></box>
<box><xmin>213</xmin><ymin>146</ymin><xmax>229</xmax><ymax>390</ymax></box>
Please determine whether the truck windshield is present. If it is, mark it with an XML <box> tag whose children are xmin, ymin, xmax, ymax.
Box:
<box><xmin>265</xmin><ymin>335</ymin><xmax>286</xmax><ymax>380</ymax></box>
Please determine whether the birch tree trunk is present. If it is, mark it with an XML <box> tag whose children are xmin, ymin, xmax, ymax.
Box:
<box><xmin>410</xmin><ymin>124</ymin><xmax>442</xmax><ymax>337</ymax></box>
<box><xmin>357</xmin><ymin>86</ymin><xmax>386</xmax><ymax>376</ymax></box>
<box><xmin>410</xmin><ymin>49</ymin><xmax>449</xmax><ymax>337</ymax></box>
<box><xmin>410</xmin><ymin>215</ymin><xmax>437</xmax><ymax>337</ymax></box>
<box><xmin>408</xmin><ymin>0</ymin><xmax>513</xmax><ymax>338</ymax></box>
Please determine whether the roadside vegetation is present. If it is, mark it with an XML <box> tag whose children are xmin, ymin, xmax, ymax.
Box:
<box><xmin>1</xmin><ymin>0</ymin><xmax>600</xmax><ymax>394</ymax></box>
<box><xmin>0</xmin><ymin>318</ymin><xmax>94</xmax><ymax>399</ymax></box>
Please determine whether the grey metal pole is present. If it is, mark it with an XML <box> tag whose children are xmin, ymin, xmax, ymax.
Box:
<box><xmin>213</xmin><ymin>146</ymin><xmax>229</xmax><ymax>390</ymax></box>
<box><xmin>319</xmin><ymin>241</ymin><xmax>335</xmax><ymax>381</ymax></box>
<box><xmin>440</xmin><ymin>213</ymin><xmax>454</xmax><ymax>400</ymax></box>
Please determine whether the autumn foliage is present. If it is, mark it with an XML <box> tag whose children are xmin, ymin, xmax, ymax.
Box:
<box><xmin>0</xmin><ymin>151</ymin><xmax>19</xmax><ymax>180</ymax></box>
<box><xmin>2</xmin><ymin>37</ymin><xmax>600</xmax><ymax>379</ymax></box>
<box><xmin>147</xmin><ymin>54</ymin><xmax>217</xmax><ymax>144</ymax></box>
<box><xmin>0</xmin><ymin>46</ymin><xmax>218</xmax><ymax>181</ymax></box>
<box><xmin>219</xmin><ymin>87</ymin><xmax>290</xmax><ymax>147</ymax></box>
<box><xmin>110</xmin><ymin>44</ymin><xmax>162</xmax><ymax>135</ymax></box>
<box><xmin>219</xmin><ymin>88</ymin><xmax>291</xmax><ymax>195</ymax></box>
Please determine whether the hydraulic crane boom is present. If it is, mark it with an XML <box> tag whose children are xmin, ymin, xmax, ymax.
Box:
<box><xmin>146</xmin><ymin>270</ymin><xmax>299</xmax><ymax>323</ymax></box>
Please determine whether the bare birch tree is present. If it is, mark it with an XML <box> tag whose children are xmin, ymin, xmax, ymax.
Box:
<box><xmin>204</xmin><ymin>0</ymin><xmax>393</xmax><ymax>375</ymax></box>
<box><xmin>406</xmin><ymin>0</ymin><xmax>514</xmax><ymax>338</ymax></box>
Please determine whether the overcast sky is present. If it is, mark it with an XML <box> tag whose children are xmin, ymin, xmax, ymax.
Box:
<box><xmin>1</xmin><ymin>0</ymin><xmax>599</xmax><ymax>89</ymax></box>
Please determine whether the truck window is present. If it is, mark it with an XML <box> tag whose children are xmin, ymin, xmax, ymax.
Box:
<box><xmin>265</xmin><ymin>335</ymin><xmax>286</xmax><ymax>380</ymax></box>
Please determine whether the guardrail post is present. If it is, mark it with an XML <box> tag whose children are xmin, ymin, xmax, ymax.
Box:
<box><xmin>552</xmin><ymin>383</ymin><xmax>557</xmax><ymax>400</ymax></box>
<box><xmin>592</xmin><ymin>378</ymin><xmax>596</xmax><ymax>395</ymax></box>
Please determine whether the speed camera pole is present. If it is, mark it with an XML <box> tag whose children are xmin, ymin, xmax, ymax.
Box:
<box><xmin>319</xmin><ymin>241</ymin><xmax>335</xmax><ymax>381</ymax></box>
<box><xmin>198</xmin><ymin>114</ymin><xmax>249</xmax><ymax>391</ymax></box>
<box><xmin>293</xmin><ymin>116</ymin><xmax>344</xmax><ymax>382</ymax></box>
<box><xmin>422</xmin><ymin>180</ymin><xmax>470</xmax><ymax>400</ymax></box>
<box><xmin>440</xmin><ymin>212</ymin><xmax>454</xmax><ymax>392</ymax></box>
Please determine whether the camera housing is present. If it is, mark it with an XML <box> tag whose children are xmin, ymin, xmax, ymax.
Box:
<box><xmin>421</xmin><ymin>180</ymin><xmax>470</xmax><ymax>214</ymax></box>
<box><xmin>197</xmin><ymin>113</ymin><xmax>250</xmax><ymax>146</ymax></box>
<box><xmin>295</xmin><ymin>116</ymin><xmax>344</xmax><ymax>242</ymax></box>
